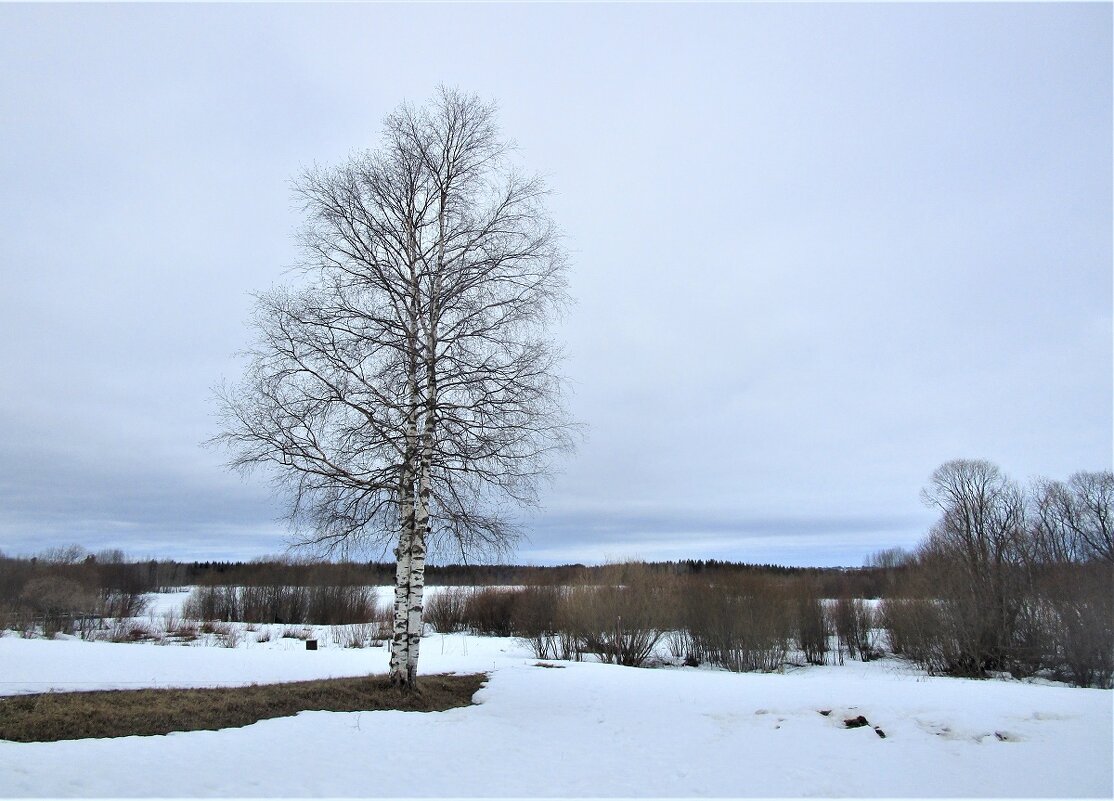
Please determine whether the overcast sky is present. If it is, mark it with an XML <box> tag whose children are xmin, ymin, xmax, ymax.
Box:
<box><xmin>1</xmin><ymin>3</ymin><xmax>1110</xmax><ymax>567</ymax></box>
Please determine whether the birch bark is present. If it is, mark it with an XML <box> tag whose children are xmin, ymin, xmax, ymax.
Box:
<box><xmin>390</xmin><ymin>210</ymin><xmax>425</xmax><ymax>687</ymax></box>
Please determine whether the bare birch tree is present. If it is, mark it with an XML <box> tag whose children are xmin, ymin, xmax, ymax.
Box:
<box><xmin>215</xmin><ymin>89</ymin><xmax>574</xmax><ymax>687</ymax></box>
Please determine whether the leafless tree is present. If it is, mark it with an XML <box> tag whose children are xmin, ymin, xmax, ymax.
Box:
<box><xmin>1031</xmin><ymin>471</ymin><xmax>1114</xmax><ymax>563</ymax></box>
<box><xmin>215</xmin><ymin>88</ymin><xmax>575</xmax><ymax>687</ymax></box>
<box><xmin>865</xmin><ymin>546</ymin><xmax>912</xmax><ymax>570</ymax></box>
<box><xmin>919</xmin><ymin>459</ymin><xmax>1028</xmax><ymax>672</ymax></box>
<box><xmin>1069</xmin><ymin>471</ymin><xmax>1114</xmax><ymax>562</ymax></box>
<box><xmin>1026</xmin><ymin>470</ymin><xmax>1113</xmax><ymax>686</ymax></box>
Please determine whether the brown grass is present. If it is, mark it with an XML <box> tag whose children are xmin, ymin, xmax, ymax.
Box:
<box><xmin>0</xmin><ymin>673</ymin><xmax>486</xmax><ymax>743</ymax></box>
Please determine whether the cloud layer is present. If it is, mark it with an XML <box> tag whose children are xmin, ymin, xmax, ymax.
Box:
<box><xmin>0</xmin><ymin>4</ymin><xmax>1109</xmax><ymax>565</ymax></box>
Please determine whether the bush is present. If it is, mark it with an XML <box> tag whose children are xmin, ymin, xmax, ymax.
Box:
<box><xmin>1</xmin><ymin>602</ymin><xmax>35</xmax><ymax>638</ymax></box>
<box><xmin>182</xmin><ymin>585</ymin><xmax>376</xmax><ymax>626</ymax></box>
<box><xmin>880</xmin><ymin>598</ymin><xmax>958</xmax><ymax>675</ymax></box>
<box><xmin>183</xmin><ymin>586</ymin><xmax>241</xmax><ymax>622</ymax></box>
<box><xmin>281</xmin><ymin>625</ymin><xmax>314</xmax><ymax>640</ymax></box>
<box><xmin>168</xmin><ymin>620</ymin><xmax>200</xmax><ymax>642</ymax></box>
<box><xmin>100</xmin><ymin>589</ymin><xmax>149</xmax><ymax>620</ymax></box>
<box><xmin>833</xmin><ymin>598</ymin><xmax>878</xmax><ymax>662</ymax></box>
<box><xmin>19</xmin><ymin>575</ymin><xmax>97</xmax><ymax>636</ymax></box>
<box><xmin>461</xmin><ymin>588</ymin><xmax>520</xmax><ymax>636</ymax></box>
<box><xmin>425</xmin><ymin>587</ymin><xmax>470</xmax><ymax>633</ymax></box>
<box><xmin>794</xmin><ymin>586</ymin><xmax>831</xmax><ymax>665</ymax></box>
<box><xmin>215</xmin><ymin>623</ymin><xmax>242</xmax><ymax>648</ymax></box>
<box><xmin>513</xmin><ymin>585</ymin><xmax>564</xmax><ymax>660</ymax></box>
<box><xmin>333</xmin><ymin>623</ymin><xmax>374</xmax><ymax>648</ymax></box>
<box><xmin>681</xmin><ymin>579</ymin><xmax>793</xmax><ymax>673</ymax></box>
<box><xmin>561</xmin><ymin>584</ymin><xmax>664</xmax><ymax>667</ymax></box>
<box><xmin>371</xmin><ymin>599</ymin><xmax>393</xmax><ymax>643</ymax></box>
<box><xmin>106</xmin><ymin>619</ymin><xmax>157</xmax><ymax>643</ymax></box>
<box><xmin>1039</xmin><ymin>565</ymin><xmax>1114</xmax><ymax>688</ymax></box>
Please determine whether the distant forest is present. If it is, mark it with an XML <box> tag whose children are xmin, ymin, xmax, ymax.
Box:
<box><xmin>0</xmin><ymin>548</ymin><xmax>902</xmax><ymax>600</ymax></box>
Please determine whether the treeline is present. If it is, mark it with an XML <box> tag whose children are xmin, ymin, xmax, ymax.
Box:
<box><xmin>0</xmin><ymin>549</ymin><xmax>901</xmax><ymax>597</ymax></box>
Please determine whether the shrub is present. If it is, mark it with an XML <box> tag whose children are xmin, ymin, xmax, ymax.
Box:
<box><xmin>564</xmin><ymin>576</ymin><xmax>667</xmax><ymax>668</ymax></box>
<box><xmin>513</xmin><ymin>585</ymin><xmax>563</xmax><ymax>660</ymax></box>
<box><xmin>168</xmin><ymin>620</ymin><xmax>200</xmax><ymax>642</ymax></box>
<box><xmin>307</xmin><ymin>585</ymin><xmax>376</xmax><ymax>626</ymax></box>
<box><xmin>218</xmin><ymin>625</ymin><xmax>242</xmax><ymax>648</ymax></box>
<box><xmin>183</xmin><ymin>586</ymin><xmax>240</xmax><ymax>622</ymax></box>
<box><xmin>281</xmin><ymin>625</ymin><xmax>313</xmax><ymax>641</ymax></box>
<box><xmin>333</xmin><ymin>623</ymin><xmax>373</xmax><ymax>648</ymax></box>
<box><xmin>107</xmin><ymin>619</ymin><xmax>157</xmax><ymax>643</ymax></box>
<box><xmin>1039</xmin><ymin>565</ymin><xmax>1114</xmax><ymax>688</ymax></box>
<box><xmin>833</xmin><ymin>598</ymin><xmax>879</xmax><ymax>662</ymax></box>
<box><xmin>371</xmin><ymin>599</ymin><xmax>393</xmax><ymax>644</ymax></box>
<box><xmin>461</xmin><ymin>588</ymin><xmax>519</xmax><ymax>636</ymax></box>
<box><xmin>182</xmin><ymin>584</ymin><xmax>375</xmax><ymax>626</ymax></box>
<box><xmin>665</xmin><ymin>627</ymin><xmax>700</xmax><ymax>666</ymax></box>
<box><xmin>425</xmin><ymin>587</ymin><xmax>470</xmax><ymax>633</ymax></box>
<box><xmin>681</xmin><ymin>579</ymin><xmax>793</xmax><ymax>673</ymax></box>
<box><xmin>2</xmin><ymin>603</ymin><xmax>35</xmax><ymax>639</ymax></box>
<box><xmin>880</xmin><ymin>598</ymin><xmax>958</xmax><ymax>675</ymax></box>
<box><xmin>19</xmin><ymin>575</ymin><xmax>97</xmax><ymax>636</ymax></box>
<box><xmin>794</xmin><ymin>585</ymin><xmax>831</xmax><ymax>665</ymax></box>
<box><xmin>99</xmin><ymin>589</ymin><xmax>148</xmax><ymax>620</ymax></box>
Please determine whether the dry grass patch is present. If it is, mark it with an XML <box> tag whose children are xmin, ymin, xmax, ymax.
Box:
<box><xmin>0</xmin><ymin>673</ymin><xmax>486</xmax><ymax>743</ymax></box>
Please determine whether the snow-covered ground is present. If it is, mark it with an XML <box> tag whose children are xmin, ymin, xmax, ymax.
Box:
<box><xmin>0</xmin><ymin>591</ymin><xmax>1110</xmax><ymax>797</ymax></box>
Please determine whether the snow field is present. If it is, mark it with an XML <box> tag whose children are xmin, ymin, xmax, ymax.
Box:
<box><xmin>0</xmin><ymin>590</ymin><xmax>1110</xmax><ymax>797</ymax></box>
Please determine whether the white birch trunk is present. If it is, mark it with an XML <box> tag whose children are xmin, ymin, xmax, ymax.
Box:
<box><xmin>389</xmin><ymin>443</ymin><xmax>430</xmax><ymax>686</ymax></box>
<box><xmin>390</xmin><ymin>525</ymin><xmax>425</xmax><ymax>687</ymax></box>
<box><xmin>389</xmin><ymin>435</ymin><xmax>417</xmax><ymax>684</ymax></box>
<box><xmin>393</xmin><ymin>342</ymin><xmax>437</xmax><ymax>687</ymax></box>
<box><xmin>390</xmin><ymin>276</ymin><xmax>423</xmax><ymax>687</ymax></box>
<box><xmin>389</xmin><ymin>527</ymin><xmax>413</xmax><ymax>682</ymax></box>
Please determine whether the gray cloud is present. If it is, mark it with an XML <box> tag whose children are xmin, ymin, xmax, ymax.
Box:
<box><xmin>0</xmin><ymin>3</ymin><xmax>1109</xmax><ymax>565</ymax></box>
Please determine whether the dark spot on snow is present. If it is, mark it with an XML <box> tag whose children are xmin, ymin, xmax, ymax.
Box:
<box><xmin>844</xmin><ymin>715</ymin><xmax>871</xmax><ymax>729</ymax></box>
<box><xmin>874</xmin><ymin>727</ymin><xmax>886</xmax><ymax>739</ymax></box>
<box><xmin>818</xmin><ymin>710</ymin><xmax>832</xmax><ymax>716</ymax></box>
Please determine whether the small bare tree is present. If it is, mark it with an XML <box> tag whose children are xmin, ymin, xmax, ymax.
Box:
<box><xmin>216</xmin><ymin>88</ymin><xmax>574</xmax><ymax>688</ymax></box>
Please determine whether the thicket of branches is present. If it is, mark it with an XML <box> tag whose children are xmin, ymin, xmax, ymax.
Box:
<box><xmin>423</xmin><ymin>569</ymin><xmax>850</xmax><ymax>671</ymax></box>
<box><xmin>881</xmin><ymin>460</ymin><xmax>1112</xmax><ymax>687</ymax></box>
<box><xmin>0</xmin><ymin>548</ymin><xmax>150</xmax><ymax>637</ymax></box>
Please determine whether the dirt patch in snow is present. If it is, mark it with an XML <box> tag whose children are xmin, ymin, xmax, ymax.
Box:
<box><xmin>0</xmin><ymin>673</ymin><xmax>486</xmax><ymax>743</ymax></box>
